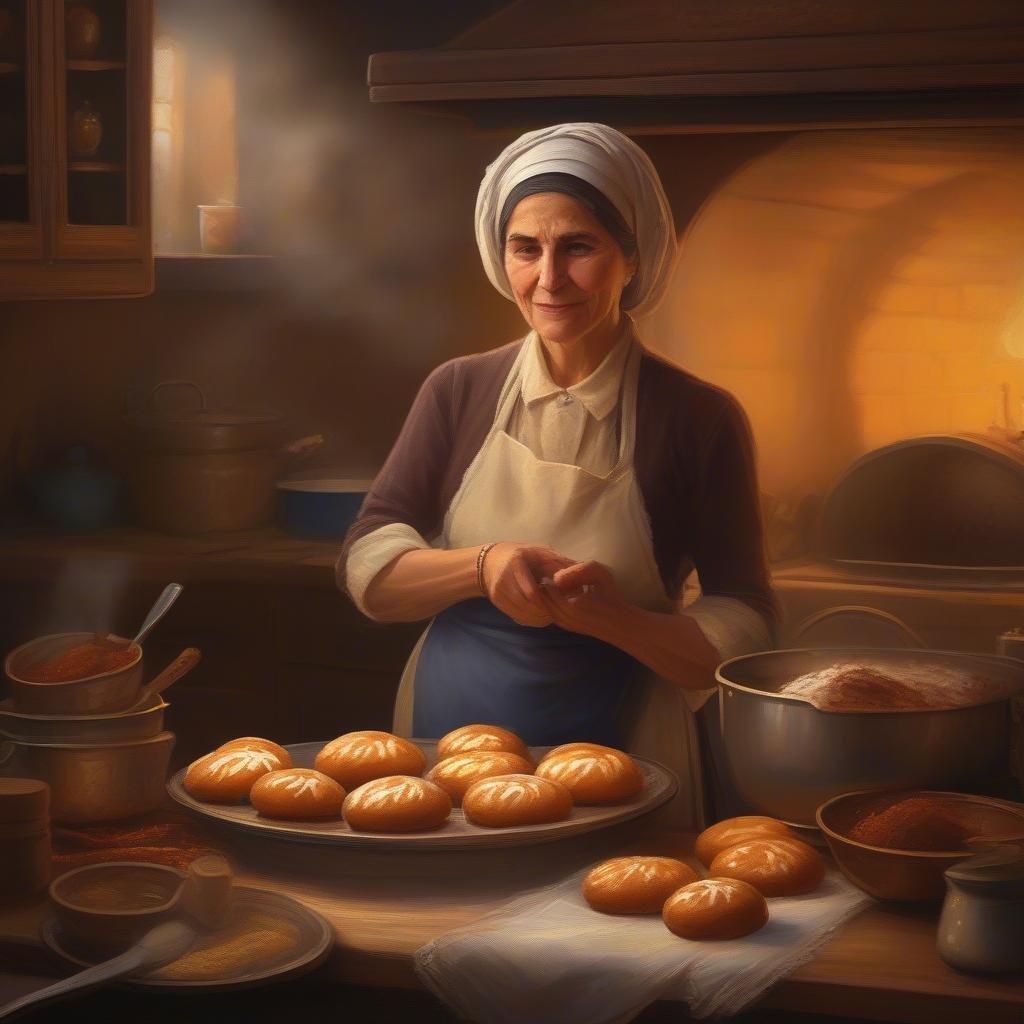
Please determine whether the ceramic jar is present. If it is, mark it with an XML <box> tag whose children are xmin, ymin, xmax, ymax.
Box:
<box><xmin>0</xmin><ymin>778</ymin><xmax>51</xmax><ymax>903</ymax></box>
<box><xmin>69</xmin><ymin>100</ymin><xmax>103</xmax><ymax>157</ymax></box>
<box><xmin>65</xmin><ymin>4</ymin><xmax>101</xmax><ymax>59</ymax></box>
<box><xmin>937</xmin><ymin>844</ymin><xmax>1024</xmax><ymax>975</ymax></box>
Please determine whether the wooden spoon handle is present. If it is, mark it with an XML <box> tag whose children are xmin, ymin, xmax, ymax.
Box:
<box><xmin>131</xmin><ymin>647</ymin><xmax>201</xmax><ymax>709</ymax></box>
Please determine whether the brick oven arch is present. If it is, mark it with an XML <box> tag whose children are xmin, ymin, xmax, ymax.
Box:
<box><xmin>646</xmin><ymin>129</ymin><xmax>1024</xmax><ymax>504</ymax></box>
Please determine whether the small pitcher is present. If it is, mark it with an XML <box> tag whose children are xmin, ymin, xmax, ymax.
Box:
<box><xmin>937</xmin><ymin>842</ymin><xmax>1024</xmax><ymax>975</ymax></box>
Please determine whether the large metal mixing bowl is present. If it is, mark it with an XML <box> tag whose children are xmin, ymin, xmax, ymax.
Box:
<box><xmin>716</xmin><ymin>648</ymin><xmax>1022</xmax><ymax>827</ymax></box>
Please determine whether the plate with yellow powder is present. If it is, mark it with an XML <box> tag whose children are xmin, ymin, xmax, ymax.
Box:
<box><xmin>41</xmin><ymin>886</ymin><xmax>333</xmax><ymax>990</ymax></box>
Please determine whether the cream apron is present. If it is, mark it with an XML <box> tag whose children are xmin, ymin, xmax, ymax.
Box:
<box><xmin>393</xmin><ymin>337</ymin><xmax>708</xmax><ymax>830</ymax></box>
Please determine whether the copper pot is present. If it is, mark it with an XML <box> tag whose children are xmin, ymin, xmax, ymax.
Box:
<box><xmin>131</xmin><ymin>381</ymin><xmax>321</xmax><ymax>535</ymax></box>
<box><xmin>0</xmin><ymin>732</ymin><xmax>175</xmax><ymax>825</ymax></box>
<box><xmin>4</xmin><ymin>632</ymin><xmax>143</xmax><ymax>715</ymax></box>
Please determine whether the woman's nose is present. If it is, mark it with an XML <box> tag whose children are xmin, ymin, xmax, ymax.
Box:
<box><xmin>537</xmin><ymin>249</ymin><xmax>565</xmax><ymax>292</ymax></box>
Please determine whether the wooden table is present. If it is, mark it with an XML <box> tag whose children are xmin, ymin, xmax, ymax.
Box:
<box><xmin>2</xmin><ymin>816</ymin><xmax>1023</xmax><ymax>1023</ymax></box>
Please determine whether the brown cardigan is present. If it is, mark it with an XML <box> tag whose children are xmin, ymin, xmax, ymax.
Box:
<box><xmin>341</xmin><ymin>340</ymin><xmax>775</xmax><ymax>624</ymax></box>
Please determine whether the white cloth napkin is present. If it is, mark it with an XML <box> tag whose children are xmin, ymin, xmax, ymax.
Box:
<box><xmin>415</xmin><ymin>867</ymin><xmax>872</xmax><ymax>1024</ymax></box>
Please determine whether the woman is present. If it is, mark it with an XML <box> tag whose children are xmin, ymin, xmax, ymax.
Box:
<box><xmin>340</xmin><ymin>123</ymin><xmax>773</xmax><ymax>826</ymax></box>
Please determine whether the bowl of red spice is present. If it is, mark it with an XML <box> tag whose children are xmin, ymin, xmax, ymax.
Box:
<box><xmin>5</xmin><ymin>632</ymin><xmax>143</xmax><ymax>715</ymax></box>
<box><xmin>816</xmin><ymin>789</ymin><xmax>1024</xmax><ymax>901</ymax></box>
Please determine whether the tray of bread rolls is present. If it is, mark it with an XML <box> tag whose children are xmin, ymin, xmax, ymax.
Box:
<box><xmin>167</xmin><ymin>727</ymin><xmax>677</xmax><ymax>850</ymax></box>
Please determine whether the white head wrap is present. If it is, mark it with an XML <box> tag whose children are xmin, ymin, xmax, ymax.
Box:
<box><xmin>474</xmin><ymin>123</ymin><xmax>677</xmax><ymax>320</ymax></box>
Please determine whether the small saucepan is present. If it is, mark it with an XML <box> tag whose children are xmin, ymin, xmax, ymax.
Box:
<box><xmin>276</xmin><ymin>478</ymin><xmax>372</xmax><ymax>540</ymax></box>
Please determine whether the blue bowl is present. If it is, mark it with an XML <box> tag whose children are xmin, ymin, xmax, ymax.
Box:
<box><xmin>276</xmin><ymin>478</ymin><xmax>372</xmax><ymax>540</ymax></box>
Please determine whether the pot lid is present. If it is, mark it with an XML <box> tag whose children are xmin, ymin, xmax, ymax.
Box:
<box><xmin>133</xmin><ymin>380</ymin><xmax>284</xmax><ymax>453</ymax></box>
<box><xmin>945</xmin><ymin>842</ymin><xmax>1024</xmax><ymax>884</ymax></box>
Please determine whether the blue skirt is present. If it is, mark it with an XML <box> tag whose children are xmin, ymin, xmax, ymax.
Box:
<box><xmin>412</xmin><ymin>598</ymin><xmax>638</xmax><ymax>747</ymax></box>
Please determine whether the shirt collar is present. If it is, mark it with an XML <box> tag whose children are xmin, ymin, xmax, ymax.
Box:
<box><xmin>520</xmin><ymin>321</ymin><xmax>633</xmax><ymax>421</ymax></box>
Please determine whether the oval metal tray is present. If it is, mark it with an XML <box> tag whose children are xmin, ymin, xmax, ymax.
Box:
<box><xmin>167</xmin><ymin>740</ymin><xmax>677</xmax><ymax>850</ymax></box>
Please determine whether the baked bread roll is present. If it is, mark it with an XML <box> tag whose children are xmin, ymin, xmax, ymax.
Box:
<box><xmin>538</xmin><ymin>742</ymin><xmax>603</xmax><ymax>762</ymax></box>
<box><xmin>663</xmin><ymin>878</ymin><xmax>768</xmax><ymax>940</ymax></box>
<box><xmin>315</xmin><ymin>731</ymin><xmax>426</xmax><ymax>790</ymax></box>
<box><xmin>343</xmin><ymin>775</ymin><xmax>451</xmax><ymax>832</ymax></box>
<box><xmin>426</xmin><ymin>751</ymin><xmax>534</xmax><ymax>805</ymax></box>
<box><xmin>250</xmin><ymin>768</ymin><xmax>345</xmax><ymax>819</ymax></box>
<box><xmin>462</xmin><ymin>774</ymin><xmax>572</xmax><ymax>828</ymax></box>
<box><xmin>583</xmin><ymin>857</ymin><xmax>699</xmax><ymax>915</ymax></box>
<box><xmin>217</xmin><ymin>736</ymin><xmax>292</xmax><ymax>767</ymax></box>
<box><xmin>695</xmin><ymin>815</ymin><xmax>796</xmax><ymax>866</ymax></box>
<box><xmin>436</xmin><ymin>724</ymin><xmax>529</xmax><ymax>760</ymax></box>
<box><xmin>708</xmin><ymin>837</ymin><xmax>824</xmax><ymax>897</ymax></box>
<box><xmin>183</xmin><ymin>747</ymin><xmax>285</xmax><ymax>803</ymax></box>
<box><xmin>534</xmin><ymin>744</ymin><xmax>643</xmax><ymax>804</ymax></box>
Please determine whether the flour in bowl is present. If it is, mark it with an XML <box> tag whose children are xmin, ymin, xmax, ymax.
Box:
<box><xmin>778</xmin><ymin>660</ymin><xmax>1014</xmax><ymax>712</ymax></box>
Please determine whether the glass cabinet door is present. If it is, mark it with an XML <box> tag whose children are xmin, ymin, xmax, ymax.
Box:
<box><xmin>0</xmin><ymin>0</ymin><xmax>43</xmax><ymax>258</ymax></box>
<box><xmin>54</xmin><ymin>0</ymin><xmax>149</xmax><ymax>259</ymax></box>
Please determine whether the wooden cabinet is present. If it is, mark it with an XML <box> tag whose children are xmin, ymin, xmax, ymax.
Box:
<box><xmin>0</xmin><ymin>0</ymin><xmax>152</xmax><ymax>299</ymax></box>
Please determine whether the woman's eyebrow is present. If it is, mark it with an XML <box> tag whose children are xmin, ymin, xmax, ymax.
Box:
<box><xmin>505</xmin><ymin>231</ymin><xmax>601</xmax><ymax>244</ymax></box>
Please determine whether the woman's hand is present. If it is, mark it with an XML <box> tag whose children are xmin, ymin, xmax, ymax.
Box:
<box><xmin>541</xmin><ymin>559</ymin><xmax>631</xmax><ymax>642</ymax></box>
<box><xmin>482</xmin><ymin>543</ymin><xmax>574</xmax><ymax>627</ymax></box>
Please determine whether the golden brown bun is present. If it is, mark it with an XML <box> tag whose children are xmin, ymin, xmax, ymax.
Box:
<box><xmin>426</xmin><ymin>751</ymin><xmax>534</xmax><ymax>805</ymax></box>
<box><xmin>534</xmin><ymin>744</ymin><xmax>643</xmax><ymax>804</ymax></box>
<box><xmin>708</xmin><ymin>837</ymin><xmax>825</xmax><ymax>897</ymax></box>
<box><xmin>695</xmin><ymin>815</ymin><xmax>796</xmax><ymax>866</ymax></box>
<box><xmin>217</xmin><ymin>737</ymin><xmax>293</xmax><ymax>767</ymax></box>
<box><xmin>343</xmin><ymin>775</ymin><xmax>451</xmax><ymax>833</ymax></box>
<box><xmin>583</xmin><ymin>857</ymin><xmax>699</xmax><ymax>915</ymax></box>
<box><xmin>314</xmin><ymin>731</ymin><xmax>426</xmax><ymax>790</ymax></box>
<box><xmin>538</xmin><ymin>742</ymin><xmax>603</xmax><ymax>762</ymax></box>
<box><xmin>250</xmin><ymin>768</ymin><xmax>345</xmax><ymax>819</ymax></box>
<box><xmin>436</xmin><ymin>724</ymin><xmax>529</xmax><ymax>760</ymax></box>
<box><xmin>183</xmin><ymin>747</ymin><xmax>285</xmax><ymax>803</ymax></box>
<box><xmin>663</xmin><ymin>878</ymin><xmax>769</xmax><ymax>940</ymax></box>
<box><xmin>462</xmin><ymin>774</ymin><xmax>573</xmax><ymax>828</ymax></box>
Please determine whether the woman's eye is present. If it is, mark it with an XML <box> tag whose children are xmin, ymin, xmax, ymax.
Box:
<box><xmin>511</xmin><ymin>246</ymin><xmax>539</xmax><ymax>257</ymax></box>
<box><xmin>566</xmin><ymin>243</ymin><xmax>593</xmax><ymax>255</ymax></box>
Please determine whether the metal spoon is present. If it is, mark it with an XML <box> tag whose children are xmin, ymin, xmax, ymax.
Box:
<box><xmin>96</xmin><ymin>583</ymin><xmax>183</xmax><ymax>650</ymax></box>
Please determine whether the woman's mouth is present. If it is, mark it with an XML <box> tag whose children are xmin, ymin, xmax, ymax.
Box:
<box><xmin>533</xmin><ymin>301</ymin><xmax>584</xmax><ymax>313</ymax></box>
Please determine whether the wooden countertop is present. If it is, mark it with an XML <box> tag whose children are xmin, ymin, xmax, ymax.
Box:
<box><xmin>0</xmin><ymin>527</ymin><xmax>343</xmax><ymax>588</ymax></box>
<box><xmin>3</xmin><ymin>818</ymin><xmax>1023</xmax><ymax>1022</ymax></box>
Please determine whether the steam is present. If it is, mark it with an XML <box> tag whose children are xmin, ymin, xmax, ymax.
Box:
<box><xmin>38</xmin><ymin>556</ymin><xmax>134</xmax><ymax>637</ymax></box>
<box><xmin>155</xmin><ymin>0</ymin><xmax>482</xmax><ymax>368</ymax></box>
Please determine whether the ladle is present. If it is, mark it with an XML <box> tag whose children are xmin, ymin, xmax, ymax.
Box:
<box><xmin>96</xmin><ymin>583</ymin><xmax>183</xmax><ymax>650</ymax></box>
<box><xmin>0</xmin><ymin>855</ymin><xmax>232</xmax><ymax>1020</ymax></box>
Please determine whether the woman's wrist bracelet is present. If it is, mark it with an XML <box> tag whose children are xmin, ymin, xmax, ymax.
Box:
<box><xmin>476</xmin><ymin>542</ymin><xmax>497</xmax><ymax>595</ymax></box>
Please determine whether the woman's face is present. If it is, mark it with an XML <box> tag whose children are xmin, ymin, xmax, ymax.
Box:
<box><xmin>503</xmin><ymin>192</ymin><xmax>635</xmax><ymax>349</ymax></box>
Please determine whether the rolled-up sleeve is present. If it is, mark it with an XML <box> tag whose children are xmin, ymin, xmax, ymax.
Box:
<box><xmin>342</xmin><ymin>523</ymin><xmax>431</xmax><ymax>616</ymax></box>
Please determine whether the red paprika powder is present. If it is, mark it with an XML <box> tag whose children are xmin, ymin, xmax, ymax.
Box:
<box><xmin>24</xmin><ymin>642</ymin><xmax>137</xmax><ymax>683</ymax></box>
<box><xmin>848</xmin><ymin>796</ymin><xmax>971</xmax><ymax>852</ymax></box>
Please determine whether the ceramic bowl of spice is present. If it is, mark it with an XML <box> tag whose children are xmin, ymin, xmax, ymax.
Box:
<box><xmin>816</xmin><ymin>789</ymin><xmax>1024</xmax><ymax>901</ymax></box>
<box><xmin>4</xmin><ymin>632</ymin><xmax>143</xmax><ymax>715</ymax></box>
<box><xmin>51</xmin><ymin>861</ymin><xmax>186</xmax><ymax>957</ymax></box>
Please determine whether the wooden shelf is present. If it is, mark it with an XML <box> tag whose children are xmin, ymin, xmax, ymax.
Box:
<box><xmin>0</xmin><ymin>526</ymin><xmax>343</xmax><ymax>589</ymax></box>
<box><xmin>68</xmin><ymin>160</ymin><xmax>126</xmax><ymax>172</ymax></box>
<box><xmin>0</xmin><ymin>164</ymin><xmax>27</xmax><ymax>175</ymax></box>
<box><xmin>66</xmin><ymin>59</ymin><xmax>126</xmax><ymax>71</ymax></box>
<box><xmin>155</xmin><ymin>253</ymin><xmax>284</xmax><ymax>292</ymax></box>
